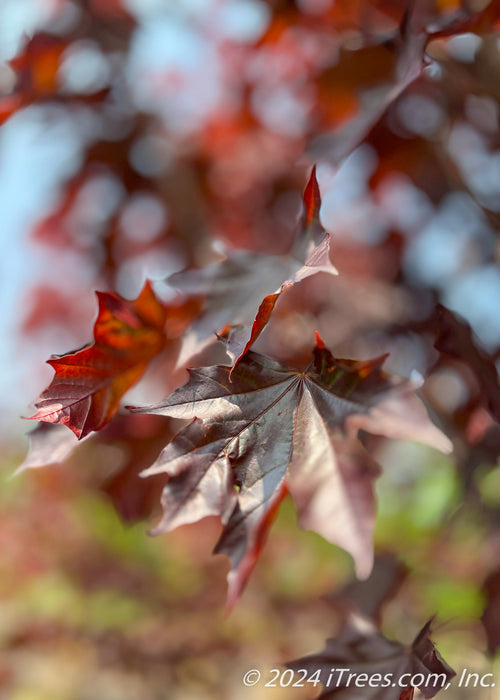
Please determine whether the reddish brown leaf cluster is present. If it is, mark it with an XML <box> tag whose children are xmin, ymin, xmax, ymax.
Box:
<box><xmin>8</xmin><ymin>0</ymin><xmax>500</xmax><ymax>695</ymax></box>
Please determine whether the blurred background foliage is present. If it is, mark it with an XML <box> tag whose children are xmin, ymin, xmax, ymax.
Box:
<box><xmin>1</xmin><ymin>0</ymin><xmax>500</xmax><ymax>698</ymax></box>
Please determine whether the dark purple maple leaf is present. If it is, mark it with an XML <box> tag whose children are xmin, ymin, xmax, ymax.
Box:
<box><xmin>287</xmin><ymin>615</ymin><xmax>456</xmax><ymax>699</ymax></box>
<box><xmin>131</xmin><ymin>334</ymin><xmax>451</xmax><ymax>608</ymax></box>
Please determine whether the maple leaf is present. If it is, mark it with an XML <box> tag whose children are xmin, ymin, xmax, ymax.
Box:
<box><xmin>432</xmin><ymin>304</ymin><xmax>500</xmax><ymax>423</ymax></box>
<box><xmin>287</xmin><ymin>615</ymin><xmax>456</xmax><ymax>699</ymax></box>
<box><xmin>131</xmin><ymin>334</ymin><xmax>451</xmax><ymax>607</ymax></box>
<box><xmin>166</xmin><ymin>167</ymin><xmax>337</xmax><ymax>369</ymax></box>
<box><xmin>16</xmin><ymin>424</ymin><xmax>84</xmax><ymax>475</ymax></box>
<box><xmin>333</xmin><ymin>553</ymin><xmax>408</xmax><ymax>626</ymax></box>
<box><xmin>98</xmin><ymin>414</ymin><xmax>173</xmax><ymax>523</ymax></box>
<box><xmin>29</xmin><ymin>281</ymin><xmax>167</xmax><ymax>439</ymax></box>
<box><xmin>18</xmin><ymin>414</ymin><xmax>171</xmax><ymax>526</ymax></box>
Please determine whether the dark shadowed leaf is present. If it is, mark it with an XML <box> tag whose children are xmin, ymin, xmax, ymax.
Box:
<box><xmin>287</xmin><ymin>615</ymin><xmax>455</xmax><ymax>699</ymax></box>
<box><xmin>98</xmin><ymin>414</ymin><xmax>172</xmax><ymax>523</ymax></box>
<box><xmin>482</xmin><ymin>567</ymin><xmax>500</xmax><ymax>655</ymax></box>
<box><xmin>333</xmin><ymin>553</ymin><xmax>408</xmax><ymax>625</ymax></box>
<box><xmin>433</xmin><ymin>304</ymin><xmax>500</xmax><ymax>423</ymax></box>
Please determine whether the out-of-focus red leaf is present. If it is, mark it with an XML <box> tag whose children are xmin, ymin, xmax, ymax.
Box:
<box><xmin>29</xmin><ymin>281</ymin><xmax>167</xmax><ymax>439</ymax></box>
<box><xmin>89</xmin><ymin>0</ymin><xmax>134</xmax><ymax>20</ymax></box>
<box><xmin>163</xmin><ymin>297</ymin><xmax>204</xmax><ymax>339</ymax></box>
<box><xmin>482</xmin><ymin>567</ymin><xmax>500</xmax><ymax>655</ymax></box>
<box><xmin>0</xmin><ymin>34</ymin><xmax>71</xmax><ymax>123</ymax></box>
<box><xmin>310</xmin><ymin>0</ymin><xmax>484</xmax><ymax>165</ymax></box>
<box><xmin>22</xmin><ymin>285</ymin><xmax>92</xmax><ymax>335</ymax></box>
<box><xmin>312</xmin><ymin>0</ymin><xmax>500</xmax><ymax>167</ymax></box>
<box><xmin>433</xmin><ymin>305</ymin><xmax>500</xmax><ymax>423</ymax></box>
<box><xmin>0</xmin><ymin>95</ymin><xmax>23</xmax><ymax>126</ymax></box>
<box><xmin>9</xmin><ymin>33</ymin><xmax>67</xmax><ymax>98</ymax></box>
<box><xmin>16</xmin><ymin>423</ymin><xmax>83</xmax><ymax>475</ymax></box>
<box><xmin>17</xmin><ymin>413</ymin><xmax>171</xmax><ymax>525</ymax></box>
<box><xmin>99</xmin><ymin>414</ymin><xmax>172</xmax><ymax>523</ymax></box>
<box><xmin>131</xmin><ymin>334</ymin><xmax>451</xmax><ymax>607</ymax></box>
<box><xmin>428</xmin><ymin>0</ymin><xmax>500</xmax><ymax>40</ymax></box>
<box><xmin>31</xmin><ymin>176</ymin><xmax>85</xmax><ymax>248</ymax></box>
<box><xmin>1</xmin><ymin>29</ymin><xmax>115</xmax><ymax>120</ymax></box>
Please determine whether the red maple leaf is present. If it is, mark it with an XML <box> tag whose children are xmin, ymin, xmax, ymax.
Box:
<box><xmin>29</xmin><ymin>281</ymin><xmax>167</xmax><ymax>439</ymax></box>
